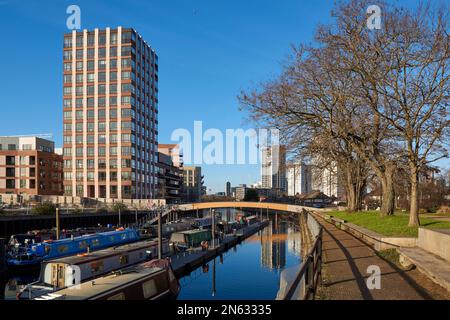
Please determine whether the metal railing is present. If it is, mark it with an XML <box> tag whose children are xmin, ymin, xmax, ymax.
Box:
<box><xmin>281</xmin><ymin>215</ymin><xmax>323</xmax><ymax>300</ymax></box>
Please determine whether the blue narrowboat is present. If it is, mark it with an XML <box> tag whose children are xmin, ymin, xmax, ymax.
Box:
<box><xmin>7</xmin><ymin>228</ymin><xmax>141</xmax><ymax>268</ymax></box>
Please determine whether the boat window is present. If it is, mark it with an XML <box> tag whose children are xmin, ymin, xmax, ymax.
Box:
<box><xmin>79</xmin><ymin>241</ymin><xmax>88</xmax><ymax>249</ymax></box>
<box><xmin>142</xmin><ymin>279</ymin><xmax>157</xmax><ymax>299</ymax></box>
<box><xmin>107</xmin><ymin>292</ymin><xmax>126</xmax><ymax>300</ymax></box>
<box><xmin>121</xmin><ymin>234</ymin><xmax>127</xmax><ymax>240</ymax></box>
<box><xmin>119</xmin><ymin>255</ymin><xmax>129</xmax><ymax>265</ymax></box>
<box><xmin>109</xmin><ymin>236</ymin><xmax>116</xmax><ymax>242</ymax></box>
<box><xmin>57</xmin><ymin>245</ymin><xmax>69</xmax><ymax>254</ymax></box>
<box><xmin>91</xmin><ymin>239</ymin><xmax>100</xmax><ymax>247</ymax></box>
<box><xmin>91</xmin><ymin>261</ymin><xmax>104</xmax><ymax>273</ymax></box>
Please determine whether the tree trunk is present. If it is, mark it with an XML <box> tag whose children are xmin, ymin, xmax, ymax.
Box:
<box><xmin>379</xmin><ymin>165</ymin><xmax>395</xmax><ymax>216</ymax></box>
<box><xmin>408</xmin><ymin>165</ymin><xmax>420</xmax><ymax>227</ymax></box>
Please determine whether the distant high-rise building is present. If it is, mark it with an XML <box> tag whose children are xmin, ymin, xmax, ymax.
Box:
<box><xmin>62</xmin><ymin>27</ymin><xmax>159</xmax><ymax>199</ymax></box>
<box><xmin>286</xmin><ymin>162</ymin><xmax>312</xmax><ymax>196</ymax></box>
<box><xmin>0</xmin><ymin>136</ymin><xmax>63</xmax><ymax>196</ymax></box>
<box><xmin>261</xmin><ymin>145</ymin><xmax>286</xmax><ymax>192</ymax></box>
<box><xmin>311</xmin><ymin>162</ymin><xmax>344</xmax><ymax>198</ymax></box>
<box><xmin>225</xmin><ymin>181</ymin><xmax>231</xmax><ymax>197</ymax></box>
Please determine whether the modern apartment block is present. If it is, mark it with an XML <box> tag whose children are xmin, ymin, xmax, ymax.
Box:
<box><xmin>0</xmin><ymin>136</ymin><xmax>63</xmax><ymax>196</ymax></box>
<box><xmin>62</xmin><ymin>27</ymin><xmax>159</xmax><ymax>199</ymax></box>
<box><xmin>286</xmin><ymin>162</ymin><xmax>312</xmax><ymax>196</ymax></box>
<box><xmin>261</xmin><ymin>145</ymin><xmax>287</xmax><ymax>192</ymax></box>
<box><xmin>156</xmin><ymin>144</ymin><xmax>183</xmax><ymax>203</ymax></box>
<box><xmin>182</xmin><ymin>166</ymin><xmax>204</xmax><ymax>202</ymax></box>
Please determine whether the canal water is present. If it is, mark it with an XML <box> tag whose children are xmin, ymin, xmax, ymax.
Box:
<box><xmin>177</xmin><ymin>212</ymin><xmax>303</xmax><ymax>300</ymax></box>
<box><xmin>2</xmin><ymin>210</ymin><xmax>303</xmax><ymax>300</ymax></box>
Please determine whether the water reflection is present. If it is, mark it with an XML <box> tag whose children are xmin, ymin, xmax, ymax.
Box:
<box><xmin>178</xmin><ymin>214</ymin><xmax>303</xmax><ymax>300</ymax></box>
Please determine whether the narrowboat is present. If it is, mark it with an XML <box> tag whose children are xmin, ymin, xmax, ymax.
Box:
<box><xmin>17</xmin><ymin>238</ymin><xmax>170</xmax><ymax>300</ymax></box>
<box><xmin>33</xmin><ymin>259</ymin><xmax>180</xmax><ymax>300</ymax></box>
<box><xmin>7</xmin><ymin>228</ymin><xmax>141</xmax><ymax>268</ymax></box>
<box><xmin>170</xmin><ymin>229</ymin><xmax>212</xmax><ymax>249</ymax></box>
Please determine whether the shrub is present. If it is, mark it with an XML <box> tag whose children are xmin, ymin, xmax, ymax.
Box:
<box><xmin>31</xmin><ymin>202</ymin><xmax>56</xmax><ymax>215</ymax></box>
<box><xmin>111</xmin><ymin>202</ymin><xmax>128</xmax><ymax>213</ymax></box>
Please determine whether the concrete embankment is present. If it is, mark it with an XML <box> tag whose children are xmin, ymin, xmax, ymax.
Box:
<box><xmin>171</xmin><ymin>220</ymin><xmax>269</xmax><ymax>277</ymax></box>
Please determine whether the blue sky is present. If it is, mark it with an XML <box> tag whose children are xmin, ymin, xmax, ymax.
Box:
<box><xmin>0</xmin><ymin>0</ymin><xmax>448</xmax><ymax>193</ymax></box>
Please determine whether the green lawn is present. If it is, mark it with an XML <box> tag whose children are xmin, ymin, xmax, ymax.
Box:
<box><xmin>326</xmin><ymin>211</ymin><xmax>450</xmax><ymax>237</ymax></box>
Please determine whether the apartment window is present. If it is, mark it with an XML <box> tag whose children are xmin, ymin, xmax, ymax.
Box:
<box><xmin>87</xmin><ymin>60</ymin><xmax>94</xmax><ymax>71</ymax></box>
<box><xmin>76</xmin><ymin>172</ymin><xmax>83</xmax><ymax>181</ymax></box>
<box><xmin>110</xmin><ymin>147</ymin><xmax>117</xmax><ymax>156</ymax></box>
<box><xmin>121</xmin><ymin>121</ymin><xmax>132</xmax><ymax>130</ymax></box>
<box><xmin>63</xmin><ymin>75</ymin><xmax>72</xmax><ymax>84</ymax></box>
<box><xmin>122</xmin><ymin>58</ymin><xmax>132</xmax><ymax>68</ymax></box>
<box><xmin>63</xmin><ymin>148</ymin><xmax>72</xmax><ymax>156</ymax></box>
<box><xmin>63</xmin><ymin>62</ymin><xmax>72</xmax><ymax>71</ymax></box>
<box><xmin>110</xmin><ymin>122</ymin><xmax>117</xmax><ymax>131</ymax></box>
<box><xmin>110</xmin><ymin>59</ymin><xmax>117</xmax><ymax>69</ymax></box>
<box><xmin>29</xmin><ymin>168</ymin><xmax>35</xmax><ymax>177</ymax></box>
<box><xmin>98</xmin><ymin>134</ymin><xmax>106</xmax><ymax>144</ymax></box>
<box><xmin>98</xmin><ymin>60</ymin><xmax>106</xmax><ymax>69</ymax></box>
<box><xmin>6</xmin><ymin>179</ymin><xmax>15</xmax><ymax>189</ymax></box>
<box><xmin>110</xmin><ymin>134</ymin><xmax>118</xmax><ymax>143</ymax></box>
<box><xmin>110</xmin><ymin>109</ymin><xmax>117</xmax><ymax>118</ymax></box>
<box><xmin>110</xmin><ymin>46</ymin><xmax>117</xmax><ymax>57</ymax></box>
<box><xmin>76</xmin><ymin>185</ymin><xmax>83</xmax><ymax>196</ymax></box>
<box><xmin>98</xmin><ymin>84</ymin><xmax>106</xmax><ymax>95</ymax></box>
<box><xmin>75</xmin><ymin>110</ymin><xmax>83</xmax><ymax>119</ymax></box>
<box><xmin>87</xmin><ymin>34</ymin><xmax>95</xmax><ymax>46</ymax></box>
<box><xmin>98</xmin><ymin>97</ymin><xmax>106</xmax><ymax>108</ymax></box>
<box><xmin>76</xmin><ymin>147</ymin><xmax>83</xmax><ymax>156</ymax></box>
<box><xmin>87</xmin><ymin>172</ymin><xmax>94</xmax><ymax>181</ymax></box>
<box><xmin>87</xmin><ymin>123</ymin><xmax>95</xmax><ymax>132</ymax></box>
<box><xmin>63</xmin><ymin>99</ymin><xmax>71</xmax><ymax>107</ymax></box>
<box><xmin>64</xmin><ymin>172</ymin><xmax>72</xmax><ymax>180</ymax></box>
<box><xmin>98</xmin><ymin>48</ymin><xmax>106</xmax><ymax>58</ymax></box>
<box><xmin>121</xmin><ymin>108</ymin><xmax>133</xmax><ymax>118</ymax></box>
<box><xmin>110</xmin><ymin>172</ymin><xmax>118</xmax><ymax>181</ymax></box>
<box><xmin>64</xmin><ymin>37</ymin><xmax>72</xmax><ymax>48</ymax></box>
<box><xmin>87</xmin><ymin>159</ymin><xmax>95</xmax><ymax>168</ymax></box>
<box><xmin>76</xmin><ymin>159</ymin><xmax>83</xmax><ymax>169</ymax></box>
<box><xmin>63</xmin><ymin>87</ymin><xmax>72</xmax><ymax>95</ymax></box>
<box><xmin>74</xmin><ymin>135</ymin><xmax>82</xmax><ymax>144</ymax></box>
<box><xmin>20</xmin><ymin>180</ymin><xmax>26</xmax><ymax>189</ymax></box>
<box><xmin>76</xmin><ymin>61</ymin><xmax>83</xmax><ymax>71</ymax></box>
<box><xmin>98</xmin><ymin>34</ymin><xmax>106</xmax><ymax>45</ymax></box>
<box><xmin>98</xmin><ymin>172</ymin><xmax>107</xmax><ymax>181</ymax></box>
<box><xmin>87</xmin><ymin>148</ymin><xmax>95</xmax><ymax>156</ymax></box>
<box><xmin>76</xmin><ymin>98</ymin><xmax>83</xmax><ymax>108</ymax></box>
<box><xmin>110</xmin><ymin>96</ymin><xmax>117</xmax><ymax>106</ymax></box>
<box><xmin>87</xmin><ymin>135</ymin><xmax>94</xmax><ymax>144</ymax></box>
<box><xmin>76</xmin><ymin>35</ymin><xmax>83</xmax><ymax>47</ymax></box>
<box><xmin>64</xmin><ymin>185</ymin><xmax>72</xmax><ymax>195</ymax></box>
<box><xmin>110</xmin><ymin>33</ymin><xmax>118</xmax><ymax>45</ymax></box>
<box><xmin>63</xmin><ymin>51</ymin><xmax>72</xmax><ymax>60</ymax></box>
<box><xmin>87</xmin><ymin>85</ymin><xmax>94</xmax><ymax>95</ymax></box>
<box><xmin>64</xmin><ymin>160</ymin><xmax>72</xmax><ymax>169</ymax></box>
<box><xmin>110</xmin><ymin>72</ymin><xmax>117</xmax><ymax>81</ymax></box>
<box><xmin>110</xmin><ymin>159</ymin><xmax>118</xmax><ymax>169</ymax></box>
<box><xmin>87</xmin><ymin>48</ymin><xmax>94</xmax><ymax>58</ymax></box>
<box><xmin>98</xmin><ymin>147</ymin><xmax>106</xmax><ymax>156</ymax></box>
<box><xmin>76</xmin><ymin>49</ymin><xmax>83</xmax><ymax>59</ymax></box>
<box><xmin>98</xmin><ymin>72</ymin><xmax>106</xmax><ymax>82</ymax></box>
<box><xmin>63</xmin><ymin>136</ymin><xmax>72</xmax><ymax>145</ymax></box>
<box><xmin>99</xmin><ymin>159</ymin><xmax>106</xmax><ymax>169</ymax></box>
<box><xmin>76</xmin><ymin>74</ymin><xmax>83</xmax><ymax>83</ymax></box>
<box><xmin>87</xmin><ymin>110</ymin><xmax>94</xmax><ymax>119</ymax></box>
<box><xmin>87</xmin><ymin>97</ymin><xmax>94</xmax><ymax>107</ymax></box>
<box><xmin>110</xmin><ymin>84</ymin><xmax>117</xmax><ymax>93</ymax></box>
<box><xmin>64</xmin><ymin>124</ymin><xmax>72</xmax><ymax>132</ymax></box>
<box><xmin>6</xmin><ymin>168</ymin><xmax>15</xmax><ymax>177</ymax></box>
<box><xmin>87</xmin><ymin>73</ymin><xmax>95</xmax><ymax>83</ymax></box>
<box><xmin>76</xmin><ymin>123</ymin><xmax>83</xmax><ymax>132</ymax></box>
<box><xmin>98</xmin><ymin>122</ymin><xmax>106</xmax><ymax>132</ymax></box>
<box><xmin>98</xmin><ymin>109</ymin><xmax>106</xmax><ymax>119</ymax></box>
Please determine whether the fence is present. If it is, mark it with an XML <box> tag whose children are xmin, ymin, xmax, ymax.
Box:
<box><xmin>278</xmin><ymin>212</ymin><xmax>323</xmax><ymax>300</ymax></box>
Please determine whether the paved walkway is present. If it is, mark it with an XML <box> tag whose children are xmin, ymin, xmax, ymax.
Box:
<box><xmin>318</xmin><ymin>216</ymin><xmax>450</xmax><ymax>300</ymax></box>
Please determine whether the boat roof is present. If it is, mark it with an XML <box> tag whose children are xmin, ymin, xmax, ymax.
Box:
<box><xmin>177</xmin><ymin>229</ymin><xmax>209</xmax><ymax>235</ymax></box>
<box><xmin>35</xmin><ymin>266</ymin><xmax>164</xmax><ymax>300</ymax></box>
<box><xmin>35</xmin><ymin>229</ymin><xmax>136</xmax><ymax>246</ymax></box>
<box><xmin>43</xmin><ymin>239</ymin><xmax>161</xmax><ymax>265</ymax></box>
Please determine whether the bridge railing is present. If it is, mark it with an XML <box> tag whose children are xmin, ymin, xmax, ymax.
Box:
<box><xmin>279</xmin><ymin>212</ymin><xmax>323</xmax><ymax>300</ymax></box>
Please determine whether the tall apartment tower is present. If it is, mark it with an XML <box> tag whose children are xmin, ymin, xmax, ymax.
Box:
<box><xmin>62</xmin><ymin>27</ymin><xmax>158</xmax><ymax>199</ymax></box>
<box><xmin>261</xmin><ymin>145</ymin><xmax>287</xmax><ymax>192</ymax></box>
<box><xmin>286</xmin><ymin>162</ymin><xmax>312</xmax><ymax>196</ymax></box>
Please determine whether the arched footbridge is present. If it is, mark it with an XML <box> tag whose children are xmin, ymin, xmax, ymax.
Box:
<box><xmin>177</xmin><ymin>201</ymin><xmax>326</xmax><ymax>214</ymax></box>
